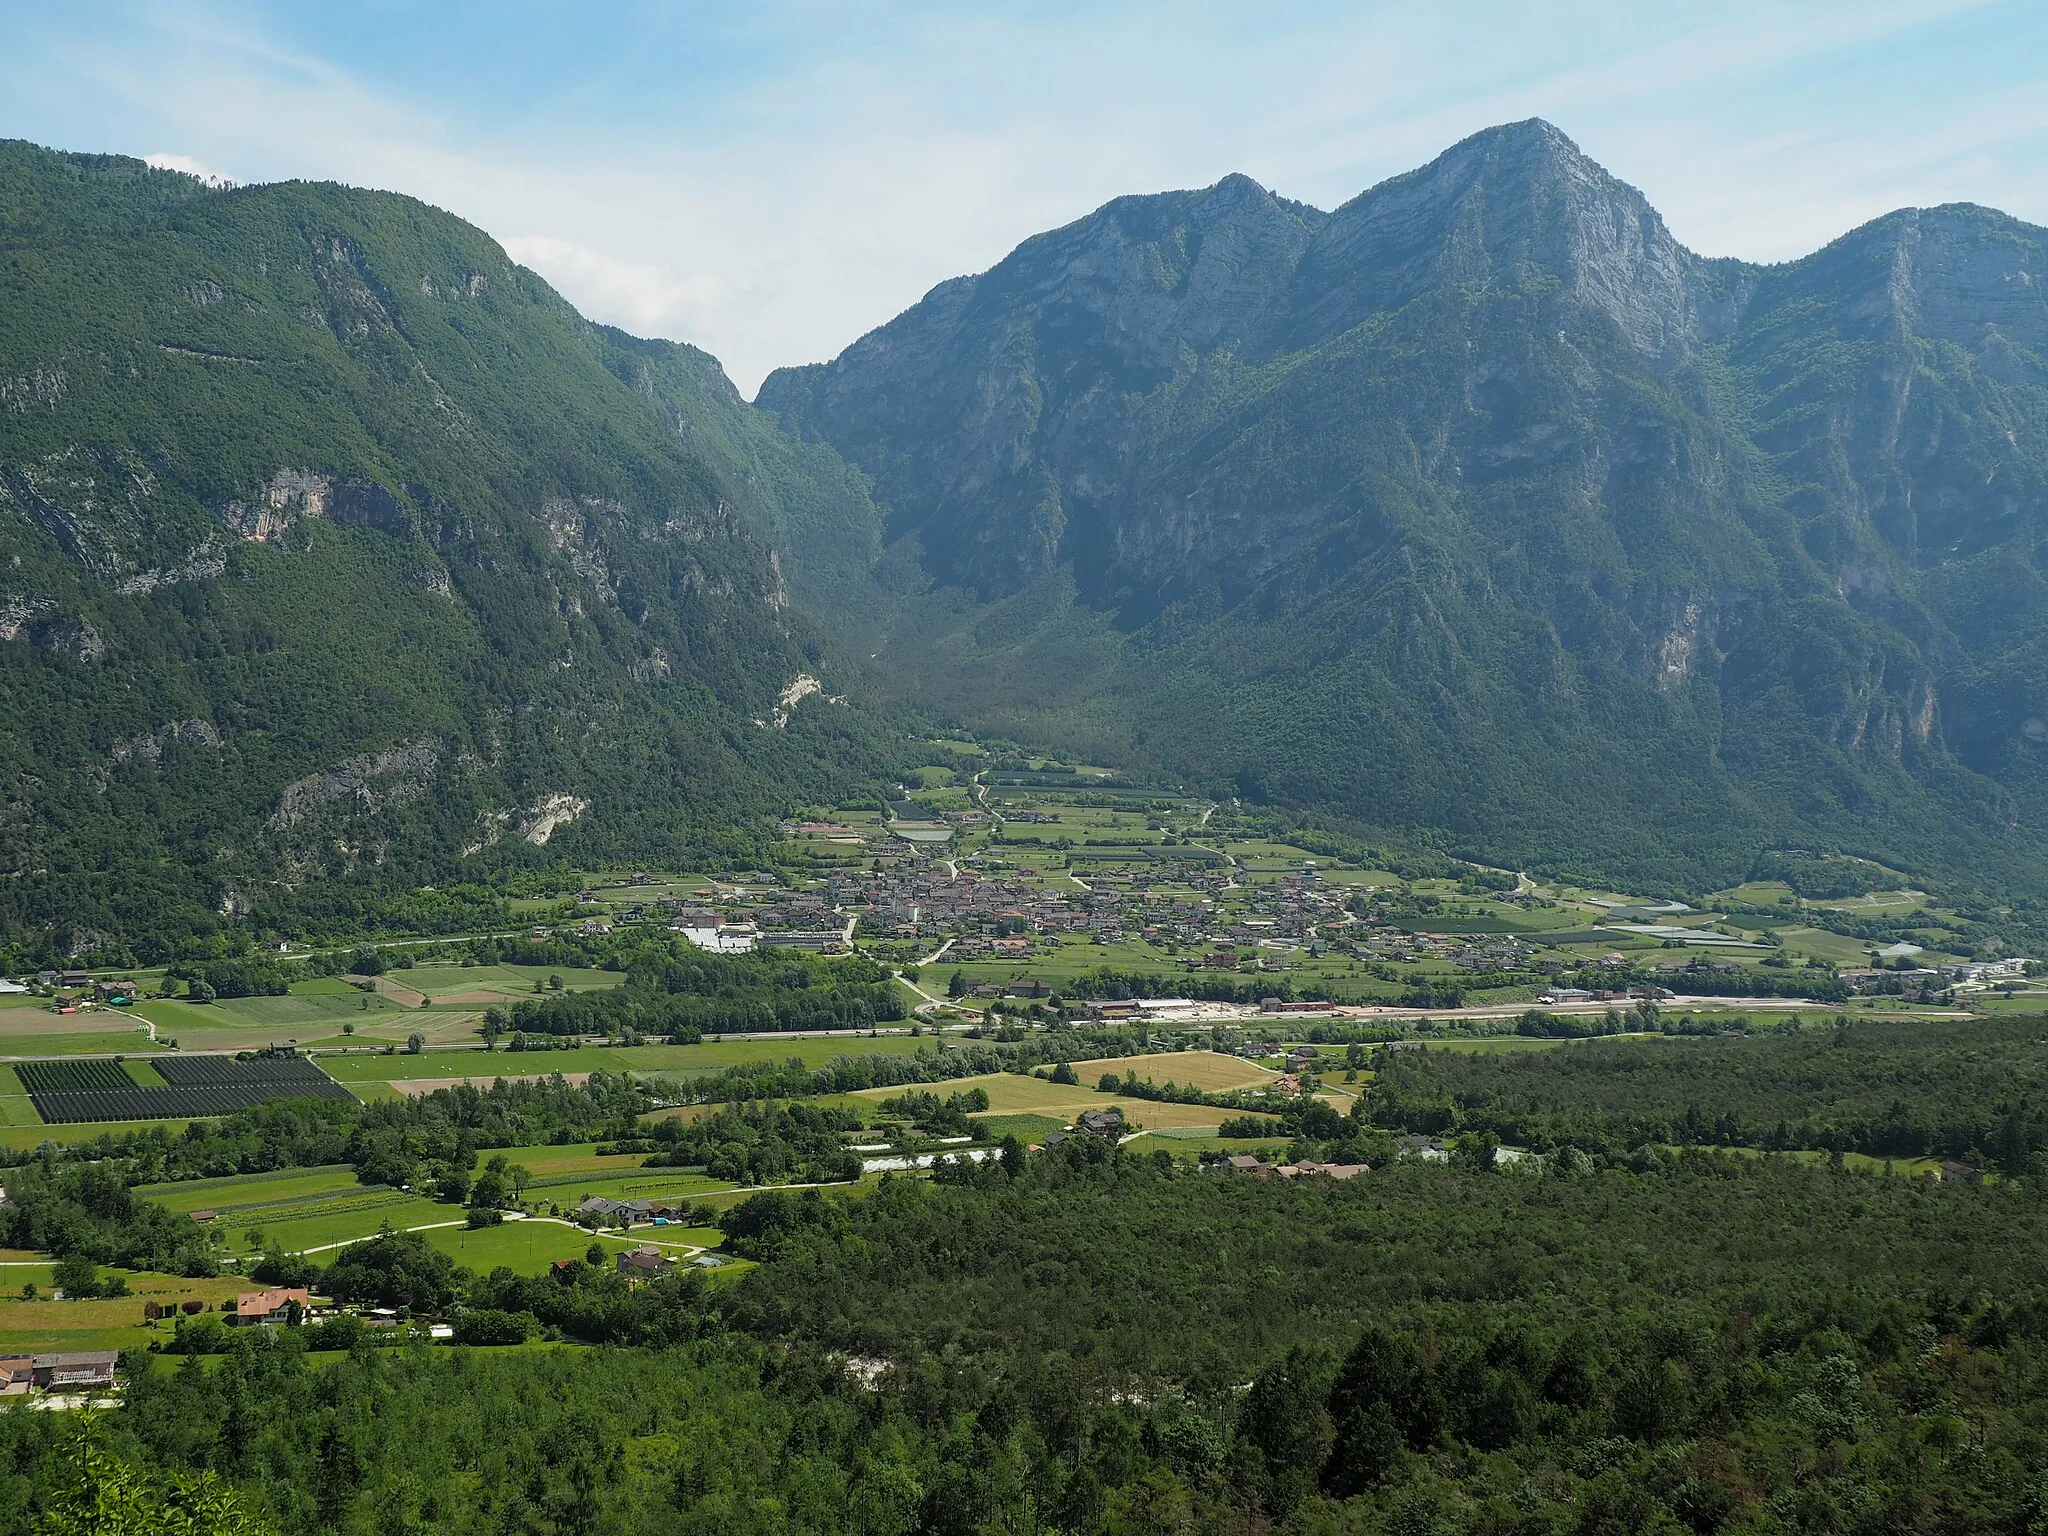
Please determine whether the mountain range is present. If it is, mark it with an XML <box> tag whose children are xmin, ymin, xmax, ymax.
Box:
<box><xmin>8</xmin><ymin>119</ymin><xmax>2048</xmax><ymax>955</ymax></box>
<box><xmin>759</xmin><ymin>119</ymin><xmax>2048</xmax><ymax>891</ymax></box>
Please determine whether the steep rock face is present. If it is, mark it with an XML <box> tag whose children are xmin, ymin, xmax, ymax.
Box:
<box><xmin>0</xmin><ymin>142</ymin><xmax>888</xmax><ymax>948</ymax></box>
<box><xmin>763</xmin><ymin>174</ymin><xmax>1325</xmax><ymax>596</ymax></box>
<box><xmin>1269</xmin><ymin>119</ymin><xmax>1701</xmax><ymax>359</ymax></box>
<box><xmin>757</xmin><ymin>121</ymin><xmax>2048</xmax><ymax>888</ymax></box>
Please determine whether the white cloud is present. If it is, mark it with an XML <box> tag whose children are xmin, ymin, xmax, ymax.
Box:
<box><xmin>499</xmin><ymin>235</ymin><xmax>730</xmax><ymax>342</ymax></box>
<box><xmin>11</xmin><ymin>1</ymin><xmax>2048</xmax><ymax>393</ymax></box>
<box><xmin>142</xmin><ymin>151</ymin><xmax>238</xmax><ymax>186</ymax></box>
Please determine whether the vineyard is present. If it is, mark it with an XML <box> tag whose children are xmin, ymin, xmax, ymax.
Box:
<box><xmin>15</xmin><ymin>1055</ymin><xmax>354</xmax><ymax>1124</ymax></box>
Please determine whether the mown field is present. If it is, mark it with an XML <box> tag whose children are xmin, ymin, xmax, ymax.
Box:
<box><xmin>1068</xmin><ymin>1049</ymin><xmax>1278</xmax><ymax>1092</ymax></box>
<box><xmin>861</xmin><ymin>1068</ymin><xmax>1283</xmax><ymax>1135</ymax></box>
<box><xmin>417</xmin><ymin>1219</ymin><xmax>716</xmax><ymax>1272</ymax></box>
<box><xmin>0</xmin><ymin>1118</ymin><xmax>195</xmax><ymax>1149</ymax></box>
<box><xmin>0</xmin><ymin>1270</ymin><xmax>246</xmax><ymax>1356</ymax></box>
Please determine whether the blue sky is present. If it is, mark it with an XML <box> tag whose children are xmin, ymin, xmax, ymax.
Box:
<box><xmin>4</xmin><ymin>1</ymin><xmax>2047</xmax><ymax>392</ymax></box>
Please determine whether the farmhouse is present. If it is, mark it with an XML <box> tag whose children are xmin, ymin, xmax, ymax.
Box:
<box><xmin>617</xmin><ymin>1246</ymin><xmax>676</xmax><ymax>1280</ymax></box>
<box><xmin>234</xmin><ymin>1287</ymin><xmax>312</xmax><ymax>1325</ymax></box>
<box><xmin>1074</xmin><ymin>1108</ymin><xmax>1124</xmax><ymax>1138</ymax></box>
<box><xmin>577</xmin><ymin>1195</ymin><xmax>684</xmax><ymax>1222</ymax></box>
<box><xmin>0</xmin><ymin>1357</ymin><xmax>30</xmax><ymax>1394</ymax></box>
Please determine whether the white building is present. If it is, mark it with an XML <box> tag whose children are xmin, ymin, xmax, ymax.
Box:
<box><xmin>677</xmin><ymin>925</ymin><xmax>756</xmax><ymax>954</ymax></box>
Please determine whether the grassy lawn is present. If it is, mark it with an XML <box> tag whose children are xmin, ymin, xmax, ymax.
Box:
<box><xmin>939</xmin><ymin>939</ymin><xmax>1194</xmax><ymax>985</ymax></box>
<box><xmin>1132</xmin><ymin>1131</ymin><xmax>1294</xmax><ymax>1159</ymax></box>
<box><xmin>209</xmin><ymin>1191</ymin><xmax>457</xmax><ymax>1254</ymax></box>
<box><xmin>131</xmin><ymin>1163</ymin><xmax>744</xmax><ymax>1259</ymax></box>
<box><xmin>0</xmin><ymin>1271</ymin><xmax>246</xmax><ymax>1356</ymax></box>
<box><xmin>1658</xmin><ymin>1145</ymin><xmax>1952</xmax><ymax>1180</ymax></box>
<box><xmin>208</xmin><ymin>992</ymin><xmax>407</xmax><ymax>1028</ymax></box>
<box><xmin>0</xmin><ymin>1118</ymin><xmax>195</xmax><ymax>1149</ymax></box>
<box><xmin>970</xmin><ymin>1113</ymin><xmax>1067</xmax><ymax>1143</ymax></box>
<box><xmin>1222</xmin><ymin>841</ymin><xmax>1325</xmax><ymax>862</ymax></box>
<box><xmin>520</xmin><ymin>1169</ymin><xmax>729</xmax><ymax>1209</ymax></box>
<box><xmin>0</xmin><ymin>1064</ymin><xmax>37</xmax><ymax>1127</ymax></box>
<box><xmin>1964</xmin><ymin>993</ymin><xmax>2048</xmax><ymax>1013</ymax></box>
<box><xmin>507</xmin><ymin>1143</ymin><xmax>654</xmax><ymax>1178</ymax></box>
<box><xmin>0</xmin><ymin>1028</ymin><xmax>165</xmax><ymax>1057</ymax></box>
<box><xmin>417</xmin><ymin>1221</ymin><xmax>680</xmax><ymax>1271</ymax></box>
<box><xmin>1773</xmin><ymin>926</ymin><xmax>1885</xmax><ymax>966</ymax></box>
<box><xmin>861</xmin><ymin>1070</ymin><xmax>1265</xmax><ymax>1133</ymax></box>
<box><xmin>396</xmin><ymin>964</ymin><xmax>625</xmax><ymax>1004</ymax></box>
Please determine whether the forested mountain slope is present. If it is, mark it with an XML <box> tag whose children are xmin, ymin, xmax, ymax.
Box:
<box><xmin>760</xmin><ymin>120</ymin><xmax>2048</xmax><ymax>891</ymax></box>
<box><xmin>0</xmin><ymin>143</ymin><xmax>893</xmax><ymax>956</ymax></box>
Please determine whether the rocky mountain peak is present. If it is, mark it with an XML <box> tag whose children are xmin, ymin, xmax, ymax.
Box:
<box><xmin>1760</xmin><ymin>203</ymin><xmax>2048</xmax><ymax>353</ymax></box>
<box><xmin>1273</xmin><ymin>117</ymin><xmax>1698</xmax><ymax>356</ymax></box>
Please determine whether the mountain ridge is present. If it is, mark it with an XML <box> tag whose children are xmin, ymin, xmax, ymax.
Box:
<box><xmin>0</xmin><ymin>139</ymin><xmax>897</xmax><ymax>956</ymax></box>
<box><xmin>756</xmin><ymin>120</ymin><xmax>2048</xmax><ymax>891</ymax></box>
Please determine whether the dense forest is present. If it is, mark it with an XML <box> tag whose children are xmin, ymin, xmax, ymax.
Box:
<box><xmin>4</xmin><ymin>1140</ymin><xmax>2047</xmax><ymax>1533</ymax></box>
<box><xmin>501</xmin><ymin>942</ymin><xmax>905</xmax><ymax>1042</ymax></box>
<box><xmin>1365</xmin><ymin>1016</ymin><xmax>2048</xmax><ymax>1171</ymax></box>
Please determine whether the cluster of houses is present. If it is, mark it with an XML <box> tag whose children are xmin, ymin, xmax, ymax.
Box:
<box><xmin>0</xmin><ymin>1351</ymin><xmax>119</xmax><ymax>1395</ymax></box>
<box><xmin>1</xmin><ymin>971</ymin><xmax>145</xmax><ymax>1013</ymax></box>
<box><xmin>575</xmin><ymin>1194</ymin><xmax>693</xmax><ymax>1225</ymax></box>
<box><xmin>1347</xmin><ymin>927</ymin><xmax>1537</xmax><ymax>971</ymax></box>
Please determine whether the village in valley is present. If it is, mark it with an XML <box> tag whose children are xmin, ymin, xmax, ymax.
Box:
<box><xmin>0</xmin><ymin>734</ymin><xmax>2030</xmax><ymax>1400</ymax></box>
<box><xmin>562</xmin><ymin>738</ymin><xmax>2033</xmax><ymax>1026</ymax></box>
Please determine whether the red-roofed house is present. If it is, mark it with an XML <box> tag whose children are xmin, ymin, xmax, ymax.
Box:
<box><xmin>234</xmin><ymin>1287</ymin><xmax>311</xmax><ymax>1325</ymax></box>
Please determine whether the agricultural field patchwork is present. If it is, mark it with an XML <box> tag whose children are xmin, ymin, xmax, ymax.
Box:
<box><xmin>14</xmin><ymin>1054</ymin><xmax>353</xmax><ymax>1123</ymax></box>
<box><xmin>138</xmin><ymin>1165</ymin><xmax>452</xmax><ymax>1255</ymax></box>
<box><xmin>138</xmin><ymin>1165</ymin><xmax>370</xmax><ymax>1217</ymax></box>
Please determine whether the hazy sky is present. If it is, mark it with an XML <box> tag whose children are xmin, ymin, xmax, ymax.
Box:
<box><xmin>5</xmin><ymin>1</ymin><xmax>2047</xmax><ymax>393</ymax></box>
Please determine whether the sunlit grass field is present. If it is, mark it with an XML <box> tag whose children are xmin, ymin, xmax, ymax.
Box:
<box><xmin>138</xmin><ymin>1165</ymin><xmax>368</xmax><ymax>1216</ymax></box>
<box><xmin>1068</xmin><ymin>1049</ymin><xmax>1277</xmax><ymax>1092</ymax></box>
<box><xmin>0</xmin><ymin>1271</ymin><xmax>247</xmax><ymax>1356</ymax></box>
<box><xmin>866</xmin><ymin>1067</ymin><xmax>1278</xmax><ymax>1134</ymax></box>
<box><xmin>419</xmin><ymin>1221</ymin><xmax>682</xmax><ymax>1271</ymax></box>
